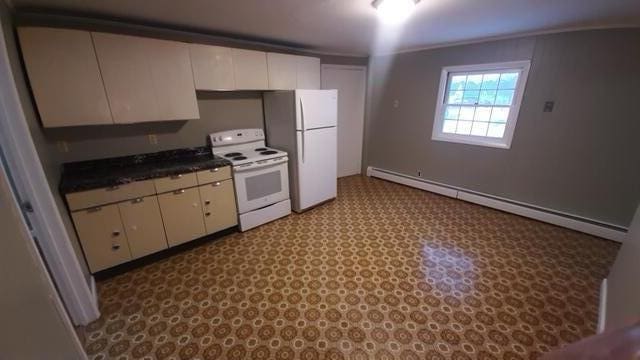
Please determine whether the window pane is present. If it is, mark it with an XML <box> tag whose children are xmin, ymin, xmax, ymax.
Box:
<box><xmin>442</xmin><ymin>120</ymin><xmax>458</xmax><ymax>133</ymax></box>
<box><xmin>490</xmin><ymin>107</ymin><xmax>509</xmax><ymax>122</ymax></box>
<box><xmin>498</xmin><ymin>72</ymin><xmax>519</xmax><ymax>89</ymax></box>
<box><xmin>449</xmin><ymin>75</ymin><xmax>467</xmax><ymax>91</ymax></box>
<box><xmin>495</xmin><ymin>90</ymin><xmax>514</xmax><ymax>106</ymax></box>
<box><xmin>444</xmin><ymin>106</ymin><xmax>460</xmax><ymax>119</ymax></box>
<box><xmin>459</xmin><ymin>106</ymin><xmax>475</xmax><ymax>120</ymax></box>
<box><xmin>471</xmin><ymin>121</ymin><xmax>489</xmax><ymax>136</ymax></box>
<box><xmin>465</xmin><ymin>75</ymin><xmax>482</xmax><ymax>90</ymax></box>
<box><xmin>462</xmin><ymin>90</ymin><xmax>479</xmax><ymax>104</ymax></box>
<box><xmin>478</xmin><ymin>90</ymin><xmax>496</xmax><ymax>105</ymax></box>
<box><xmin>447</xmin><ymin>91</ymin><xmax>463</xmax><ymax>104</ymax></box>
<box><xmin>487</xmin><ymin>123</ymin><xmax>506</xmax><ymax>138</ymax></box>
<box><xmin>481</xmin><ymin>74</ymin><xmax>500</xmax><ymax>89</ymax></box>
<box><xmin>456</xmin><ymin>121</ymin><xmax>472</xmax><ymax>135</ymax></box>
<box><xmin>474</xmin><ymin>107</ymin><xmax>492</xmax><ymax>121</ymax></box>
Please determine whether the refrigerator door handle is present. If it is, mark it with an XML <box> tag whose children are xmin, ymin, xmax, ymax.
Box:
<box><xmin>299</xmin><ymin>97</ymin><xmax>305</xmax><ymax>131</ymax></box>
<box><xmin>300</xmin><ymin>131</ymin><xmax>305</xmax><ymax>163</ymax></box>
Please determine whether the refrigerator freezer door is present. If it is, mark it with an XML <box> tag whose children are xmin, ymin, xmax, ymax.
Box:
<box><xmin>295</xmin><ymin>127</ymin><xmax>337</xmax><ymax>211</ymax></box>
<box><xmin>295</xmin><ymin>89</ymin><xmax>338</xmax><ymax>131</ymax></box>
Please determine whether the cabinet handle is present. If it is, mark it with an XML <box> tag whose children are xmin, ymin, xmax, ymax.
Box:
<box><xmin>205</xmin><ymin>212</ymin><xmax>211</xmax><ymax>217</ymax></box>
<box><xmin>210</xmin><ymin>168</ymin><xmax>219</xmax><ymax>172</ymax></box>
<box><xmin>111</xmin><ymin>244</ymin><xmax>121</xmax><ymax>251</ymax></box>
<box><xmin>213</xmin><ymin>181</ymin><xmax>221</xmax><ymax>187</ymax></box>
<box><xmin>170</xmin><ymin>174</ymin><xmax>183</xmax><ymax>179</ymax></box>
<box><xmin>204</xmin><ymin>200</ymin><xmax>211</xmax><ymax>205</ymax></box>
<box><xmin>133</xmin><ymin>198</ymin><xmax>143</xmax><ymax>204</ymax></box>
<box><xmin>106</xmin><ymin>185</ymin><xmax>119</xmax><ymax>191</ymax></box>
<box><xmin>112</xmin><ymin>230</ymin><xmax>120</xmax><ymax>237</ymax></box>
<box><xmin>173</xmin><ymin>189</ymin><xmax>185</xmax><ymax>195</ymax></box>
<box><xmin>87</xmin><ymin>207</ymin><xmax>102</xmax><ymax>213</ymax></box>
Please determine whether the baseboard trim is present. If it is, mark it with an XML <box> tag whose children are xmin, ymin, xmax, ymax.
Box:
<box><xmin>598</xmin><ymin>278</ymin><xmax>608</xmax><ymax>333</ymax></box>
<box><xmin>367</xmin><ymin>166</ymin><xmax>627</xmax><ymax>242</ymax></box>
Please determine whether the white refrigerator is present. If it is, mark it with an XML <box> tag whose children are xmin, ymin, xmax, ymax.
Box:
<box><xmin>264</xmin><ymin>89</ymin><xmax>337</xmax><ymax>213</ymax></box>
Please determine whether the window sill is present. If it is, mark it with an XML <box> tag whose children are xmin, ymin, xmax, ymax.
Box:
<box><xmin>431</xmin><ymin>133</ymin><xmax>512</xmax><ymax>149</ymax></box>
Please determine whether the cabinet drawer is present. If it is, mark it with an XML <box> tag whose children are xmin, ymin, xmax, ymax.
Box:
<box><xmin>157</xmin><ymin>187</ymin><xmax>205</xmax><ymax>246</ymax></box>
<box><xmin>66</xmin><ymin>180</ymin><xmax>155</xmax><ymax>211</ymax></box>
<box><xmin>118</xmin><ymin>196</ymin><xmax>168</xmax><ymax>259</ymax></box>
<box><xmin>199</xmin><ymin>179</ymin><xmax>238</xmax><ymax>234</ymax></box>
<box><xmin>196</xmin><ymin>166</ymin><xmax>231</xmax><ymax>185</ymax></box>
<box><xmin>71</xmin><ymin>204</ymin><xmax>131</xmax><ymax>272</ymax></box>
<box><xmin>154</xmin><ymin>172</ymin><xmax>197</xmax><ymax>193</ymax></box>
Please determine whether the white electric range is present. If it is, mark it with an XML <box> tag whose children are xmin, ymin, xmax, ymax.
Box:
<box><xmin>209</xmin><ymin>128</ymin><xmax>291</xmax><ymax>231</ymax></box>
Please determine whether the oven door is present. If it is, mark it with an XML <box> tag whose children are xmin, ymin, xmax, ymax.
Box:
<box><xmin>233</xmin><ymin>157</ymin><xmax>290</xmax><ymax>214</ymax></box>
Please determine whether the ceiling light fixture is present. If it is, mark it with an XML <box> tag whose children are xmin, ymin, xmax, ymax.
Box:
<box><xmin>372</xmin><ymin>0</ymin><xmax>419</xmax><ymax>25</ymax></box>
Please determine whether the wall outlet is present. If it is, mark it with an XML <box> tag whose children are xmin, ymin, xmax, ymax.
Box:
<box><xmin>56</xmin><ymin>141</ymin><xmax>69</xmax><ymax>153</ymax></box>
<box><xmin>393</xmin><ymin>99</ymin><xmax>400</xmax><ymax>108</ymax></box>
<box><xmin>148</xmin><ymin>134</ymin><xmax>158</xmax><ymax>145</ymax></box>
<box><xmin>543</xmin><ymin>101</ymin><xmax>555</xmax><ymax>112</ymax></box>
<box><xmin>417</xmin><ymin>170</ymin><xmax>422</xmax><ymax>177</ymax></box>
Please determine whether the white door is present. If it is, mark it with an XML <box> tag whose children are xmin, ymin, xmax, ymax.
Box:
<box><xmin>321</xmin><ymin>65</ymin><xmax>367</xmax><ymax>178</ymax></box>
<box><xmin>296</xmin><ymin>127</ymin><xmax>337</xmax><ymax>211</ymax></box>
<box><xmin>295</xmin><ymin>89</ymin><xmax>337</xmax><ymax>130</ymax></box>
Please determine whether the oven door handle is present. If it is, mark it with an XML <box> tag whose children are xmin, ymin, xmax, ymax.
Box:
<box><xmin>234</xmin><ymin>158</ymin><xmax>288</xmax><ymax>172</ymax></box>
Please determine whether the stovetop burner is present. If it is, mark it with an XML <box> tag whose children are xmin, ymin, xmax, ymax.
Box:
<box><xmin>260</xmin><ymin>150</ymin><xmax>278</xmax><ymax>155</ymax></box>
<box><xmin>225</xmin><ymin>152</ymin><xmax>242</xmax><ymax>157</ymax></box>
<box><xmin>232</xmin><ymin>156</ymin><xmax>248</xmax><ymax>161</ymax></box>
<box><xmin>254</xmin><ymin>148</ymin><xmax>268</xmax><ymax>151</ymax></box>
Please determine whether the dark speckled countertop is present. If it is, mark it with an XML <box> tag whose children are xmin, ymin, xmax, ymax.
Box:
<box><xmin>60</xmin><ymin>147</ymin><xmax>231</xmax><ymax>194</ymax></box>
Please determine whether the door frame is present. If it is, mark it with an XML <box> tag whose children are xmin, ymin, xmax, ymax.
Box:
<box><xmin>320</xmin><ymin>64</ymin><xmax>368</xmax><ymax>177</ymax></box>
<box><xmin>0</xmin><ymin>17</ymin><xmax>99</xmax><ymax>325</ymax></box>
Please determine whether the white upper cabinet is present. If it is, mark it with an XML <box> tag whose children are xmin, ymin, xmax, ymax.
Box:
<box><xmin>92</xmin><ymin>32</ymin><xmax>199</xmax><ymax>123</ymax></box>
<box><xmin>17</xmin><ymin>27</ymin><xmax>113</xmax><ymax>127</ymax></box>
<box><xmin>189</xmin><ymin>44</ymin><xmax>235</xmax><ymax>90</ymax></box>
<box><xmin>267</xmin><ymin>53</ymin><xmax>297</xmax><ymax>90</ymax></box>
<box><xmin>231</xmin><ymin>49</ymin><xmax>269</xmax><ymax>90</ymax></box>
<box><xmin>296</xmin><ymin>55</ymin><xmax>321</xmax><ymax>89</ymax></box>
<box><xmin>146</xmin><ymin>38</ymin><xmax>200</xmax><ymax>120</ymax></box>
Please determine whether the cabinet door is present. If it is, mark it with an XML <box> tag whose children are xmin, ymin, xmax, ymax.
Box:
<box><xmin>232</xmin><ymin>49</ymin><xmax>269</xmax><ymax>90</ymax></box>
<box><xmin>189</xmin><ymin>44</ymin><xmax>235</xmax><ymax>90</ymax></box>
<box><xmin>146</xmin><ymin>38</ymin><xmax>200</xmax><ymax>120</ymax></box>
<box><xmin>17</xmin><ymin>27</ymin><xmax>113</xmax><ymax>127</ymax></box>
<box><xmin>118</xmin><ymin>196</ymin><xmax>168</xmax><ymax>259</ymax></box>
<box><xmin>157</xmin><ymin>188</ymin><xmax>205</xmax><ymax>246</ymax></box>
<box><xmin>296</xmin><ymin>56</ymin><xmax>321</xmax><ymax>89</ymax></box>
<box><xmin>199</xmin><ymin>180</ymin><xmax>238</xmax><ymax>234</ymax></box>
<box><xmin>92</xmin><ymin>32</ymin><xmax>159</xmax><ymax>123</ymax></box>
<box><xmin>71</xmin><ymin>204</ymin><xmax>131</xmax><ymax>272</ymax></box>
<box><xmin>267</xmin><ymin>53</ymin><xmax>297</xmax><ymax>90</ymax></box>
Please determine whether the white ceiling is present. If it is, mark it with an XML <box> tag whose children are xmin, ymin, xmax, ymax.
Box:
<box><xmin>8</xmin><ymin>0</ymin><xmax>640</xmax><ymax>56</ymax></box>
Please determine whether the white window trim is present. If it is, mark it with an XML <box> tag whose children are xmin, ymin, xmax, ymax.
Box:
<box><xmin>431</xmin><ymin>60</ymin><xmax>531</xmax><ymax>149</ymax></box>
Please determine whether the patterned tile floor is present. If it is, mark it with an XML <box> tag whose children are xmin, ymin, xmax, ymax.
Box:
<box><xmin>83</xmin><ymin>176</ymin><xmax>619</xmax><ymax>360</ymax></box>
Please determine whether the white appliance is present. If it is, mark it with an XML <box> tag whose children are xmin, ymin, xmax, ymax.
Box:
<box><xmin>263</xmin><ymin>89</ymin><xmax>338</xmax><ymax>212</ymax></box>
<box><xmin>209</xmin><ymin>128</ymin><xmax>291</xmax><ymax>231</ymax></box>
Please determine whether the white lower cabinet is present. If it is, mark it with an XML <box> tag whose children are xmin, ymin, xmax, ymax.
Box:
<box><xmin>71</xmin><ymin>204</ymin><xmax>131</xmax><ymax>272</ymax></box>
<box><xmin>118</xmin><ymin>196</ymin><xmax>168</xmax><ymax>259</ymax></box>
<box><xmin>68</xmin><ymin>166</ymin><xmax>236</xmax><ymax>272</ymax></box>
<box><xmin>157</xmin><ymin>187</ymin><xmax>206</xmax><ymax>247</ymax></box>
<box><xmin>199</xmin><ymin>179</ymin><xmax>238</xmax><ymax>234</ymax></box>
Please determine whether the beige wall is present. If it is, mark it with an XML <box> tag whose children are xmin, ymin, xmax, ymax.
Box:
<box><xmin>365</xmin><ymin>29</ymin><xmax>640</xmax><ymax>227</ymax></box>
<box><xmin>0</xmin><ymin>160</ymin><xmax>85</xmax><ymax>359</ymax></box>
<box><xmin>605</xmin><ymin>204</ymin><xmax>640</xmax><ymax>329</ymax></box>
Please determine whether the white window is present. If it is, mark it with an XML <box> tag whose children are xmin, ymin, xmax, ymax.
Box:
<box><xmin>431</xmin><ymin>61</ymin><xmax>531</xmax><ymax>149</ymax></box>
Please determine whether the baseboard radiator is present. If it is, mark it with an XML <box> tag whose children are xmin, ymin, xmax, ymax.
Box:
<box><xmin>367</xmin><ymin>167</ymin><xmax>627</xmax><ymax>243</ymax></box>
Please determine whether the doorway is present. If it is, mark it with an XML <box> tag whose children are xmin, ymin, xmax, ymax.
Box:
<box><xmin>321</xmin><ymin>65</ymin><xmax>367</xmax><ymax>178</ymax></box>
